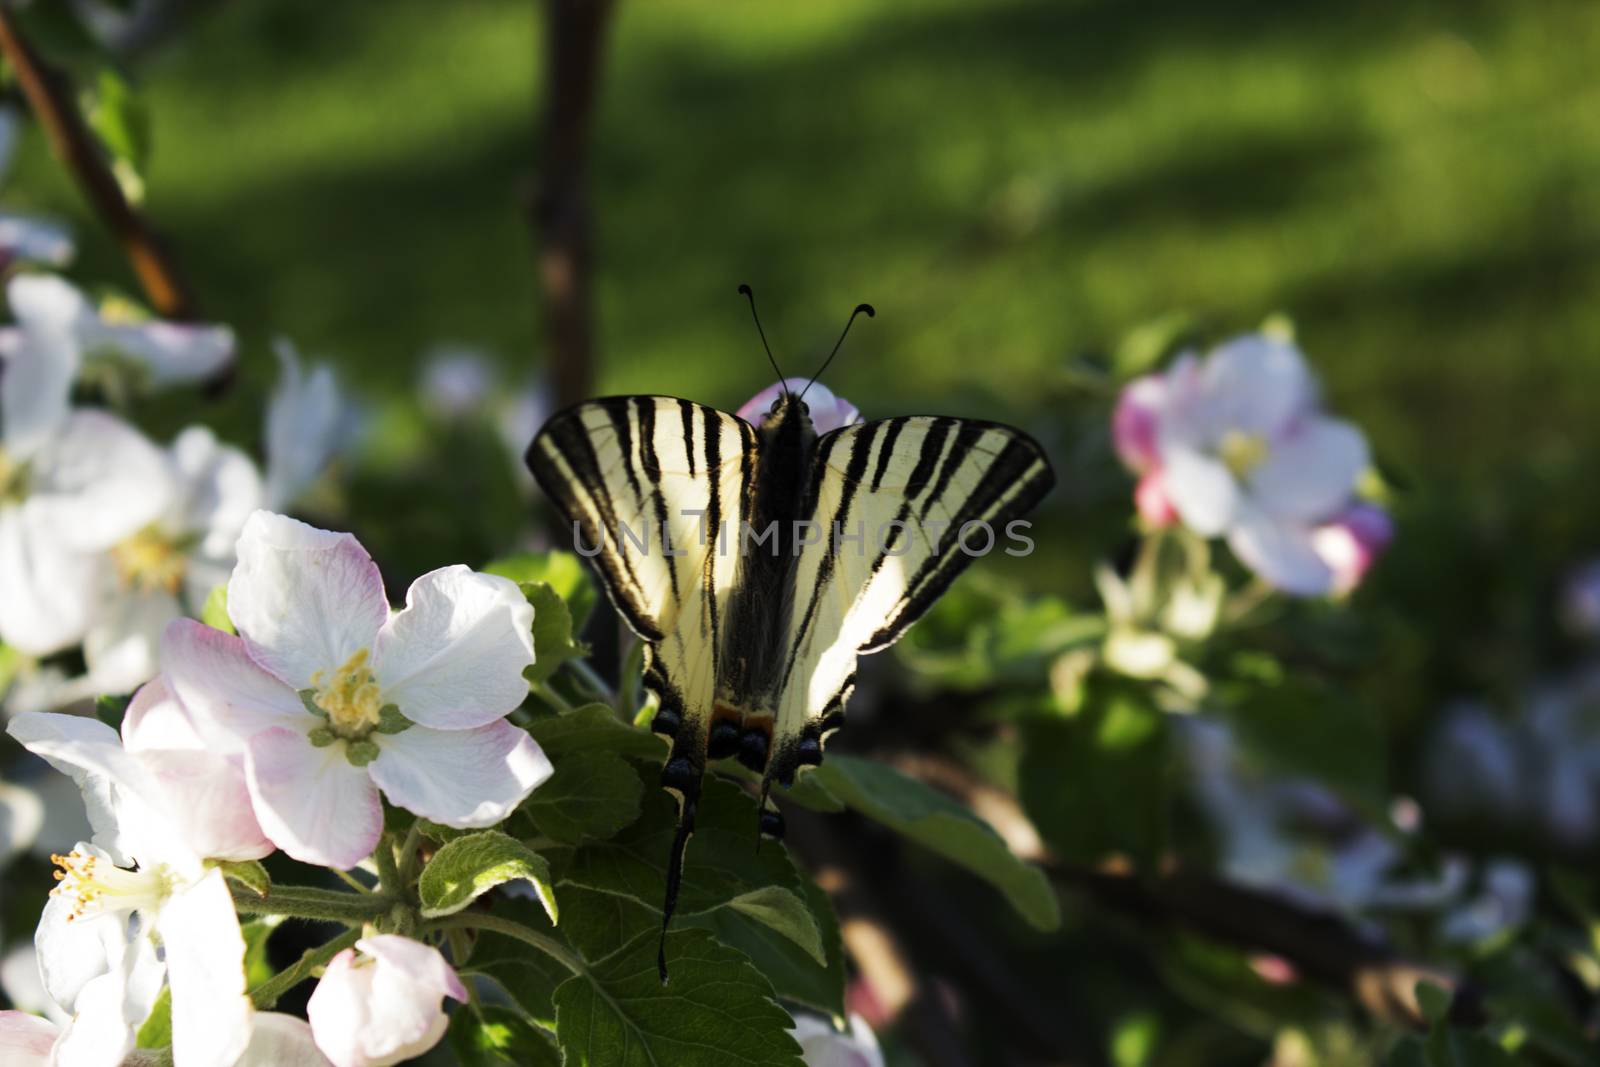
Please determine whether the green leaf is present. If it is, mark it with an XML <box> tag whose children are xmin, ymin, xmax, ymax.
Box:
<box><xmin>527</xmin><ymin>703</ymin><xmax>665</xmax><ymax>763</ymax></box>
<box><xmin>419</xmin><ymin>831</ymin><xmax>558</xmax><ymax>923</ymax></box>
<box><xmin>94</xmin><ymin>693</ymin><xmax>131</xmax><ymax>729</ymax></box>
<box><xmin>1416</xmin><ymin>981</ymin><xmax>1452</xmax><ymax>1027</ymax></box>
<box><xmin>85</xmin><ymin>69</ymin><xmax>151</xmax><ymax>203</ymax></box>
<box><xmin>552</xmin><ymin>928</ymin><xmax>803</xmax><ymax>1067</ymax></box>
<box><xmin>681</xmin><ymin>878</ymin><xmax>846</xmax><ymax>1017</ymax></box>
<box><xmin>521</xmin><ymin>582</ymin><xmax>587</xmax><ymax>685</ymax></box>
<box><xmin>241</xmin><ymin>920</ymin><xmax>276</xmax><ymax>987</ymax></box>
<box><xmin>808</xmin><ymin>755</ymin><xmax>1061</xmax><ymax>932</ymax></box>
<box><xmin>719</xmin><ymin>885</ymin><xmax>825</xmax><ymax>965</ymax></box>
<box><xmin>448</xmin><ymin>1004</ymin><xmax>561</xmax><ymax>1066</ymax></box>
<box><xmin>201</xmin><ymin>585</ymin><xmax>235</xmax><ymax>634</ymax></box>
<box><xmin>466</xmin><ymin>899</ymin><xmax>571</xmax><ymax>1027</ymax></box>
<box><xmin>520</xmin><ymin>750</ymin><xmax>643</xmax><ymax>845</ymax></box>
<box><xmin>486</xmin><ymin>551</ymin><xmax>597</xmax><ymax>632</ymax></box>
<box><xmin>135</xmin><ymin>987</ymin><xmax>171</xmax><ymax>1048</ymax></box>
<box><xmin>215</xmin><ymin>859</ymin><xmax>270</xmax><ymax>897</ymax></box>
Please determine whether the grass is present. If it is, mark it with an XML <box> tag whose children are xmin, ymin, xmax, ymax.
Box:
<box><xmin>11</xmin><ymin>0</ymin><xmax>1600</xmax><ymax>514</ymax></box>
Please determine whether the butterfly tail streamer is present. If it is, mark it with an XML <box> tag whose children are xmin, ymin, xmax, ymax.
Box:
<box><xmin>658</xmin><ymin>796</ymin><xmax>698</xmax><ymax>984</ymax></box>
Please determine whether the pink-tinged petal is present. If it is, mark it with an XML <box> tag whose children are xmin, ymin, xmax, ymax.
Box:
<box><xmin>1311</xmin><ymin>504</ymin><xmax>1393</xmax><ymax>595</ymax></box>
<box><xmin>373</xmin><ymin>566</ymin><xmax>533</xmax><ymax>730</ymax></box>
<box><xmin>25</xmin><ymin>410</ymin><xmax>174</xmax><ymax>553</ymax></box>
<box><xmin>1226</xmin><ymin>510</ymin><xmax>1334</xmax><ymax>596</ymax></box>
<box><xmin>1159</xmin><ymin>448</ymin><xmax>1238</xmax><ymax>537</ymax></box>
<box><xmin>0</xmin><ymin>1011</ymin><xmax>57</xmax><ymax>1064</ymax></box>
<box><xmin>244</xmin><ymin>727</ymin><xmax>382</xmax><ymax>869</ymax></box>
<box><xmin>1199</xmin><ymin>335</ymin><xmax>1317</xmax><ymax>438</ymax></box>
<box><xmin>359</xmin><ymin>935</ymin><xmax>469</xmax><ymax>1003</ymax></box>
<box><xmin>122</xmin><ymin>676</ymin><xmax>205</xmax><ymax>752</ymax></box>
<box><xmin>736</xmin><ymin>378</ymin><xmax>861</xmax><ymax>434</ymax></box>
<box><xmin>369</xmin><ymin>721</ymin><xmax>551</xmax><ymax>829</ymax></box>
<box><xmin>239</xmin><ymin>1012</ymin><xmax>333</xmax><ymax>1067</ymax></box>
<box><xmin>81</xmin><ymin>587</ymin><xmax>181</xmax><ymax>698</ymax></box>
<box><xmin>160</xmin><ymin>619</ymin><xmax>306</xmax><ymax>752</ymax></box>
<box><xmin>0</xmin><ymin>506</ymin><xmax>99</xmax><ymax>656</ymax></box>
<box><xmin>159</xmin><ymin>868</ymin><xmax>253</xmax><ymax>1067</ymax></box>
<box><xmin>1134</xmin><ymin>470</ymin><xmax>1178</xmax><ymax>527</ymax></box>
<box><xmin>1112</xmin><ymin>374</ymin><xmax>1166</xmax><ymax>473</ymax></box>
<box><xmin>1247</xmin><ymin>416</ymin><xmax>1369</xmax><ymax>523</ymax></box>
<box><xmin>228</xmin><ymin>511</ymin><xmax>388</xmax><ymax>689</ymax></box>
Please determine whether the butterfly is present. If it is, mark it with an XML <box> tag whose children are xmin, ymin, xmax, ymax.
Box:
<box><xmin>525</xmin><ymin>286</ymin><xmax>1054</xmax><ymax>980</ymax></box>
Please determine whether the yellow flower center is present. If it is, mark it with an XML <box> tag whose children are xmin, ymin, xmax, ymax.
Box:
<box><xmin>50</xmin><ymin>849</ymin><xmax>170</xmax><ymax>922</ymax></box>
<box><xmin>110</xmin><ymin>525</ymin><xmax>188</xmax><ymax>594</ymax></box>
<box><xmin>0</xmin><ymin>447</ymin><xmax>26</xmax><ymax>504</ymax></box>
<box><xmin>312</xmin><ymin>649</ymin><xmax>384</xmax><ymax>738</ymax></box>
<box><xmin>1218</xmin><ymin>430</ymin><xmax>1270</xmax><ymax>479</ymax></box>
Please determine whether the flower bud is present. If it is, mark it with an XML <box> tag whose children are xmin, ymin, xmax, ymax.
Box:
<box><xmin>307</xmin><ymin>935</ymin><xmax>467</xmax><ymax>1067</ymax></box>
<box><xmin>1111</xmin><ymin>374</ymin><xmax>1166</xmax><ymax>472</ymax></box>
<box><xmin>1310</xmin><ymin>503</ymin><xmax>1393</xmax><ymax>594</ymax></box>
<box><xmin>1134</xmin><ymin>470</ymin><xmax>1178</xmax><ymax>528</ymax></box>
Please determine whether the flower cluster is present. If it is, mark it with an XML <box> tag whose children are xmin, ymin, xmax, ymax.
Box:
<box><xmin>1113</xmin><ymin>334</ymin><xmax>1391</xmax><ymax>596</ymax></box>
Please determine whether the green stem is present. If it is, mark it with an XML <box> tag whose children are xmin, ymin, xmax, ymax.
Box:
<box><xmin>249</xmin><ymin>928</ymin><xmax>361</xmax><ymax>1009</ymax></box>
<box><xmin>331</xmin><ymin>868</ymin><xmax>373</xmax><ymax>894</ymax></box>
<box><xmin>423</xmin><ymin>912</ymin><xmax>585</xmax><ymax>976</ymax></box>
<box><xmin>398</xmin><ymin>822</ymin><xmax>425</xmax><ymax>885</ymax></box>
<box><xmin>375</xmin><ymin>834</ymin><xmax>405</xmax><ymax>898</ymax></box>
<box><xmin>230</xmin><ymin>883</ymin><xmax>393</xmax><ymax>924</ymax></box>
<box><xmin>535</xmin><ymin>680</ymin><xmax>574</xmax><ymax>711</ymax></box>
<box><xmin>566</xmin><ymin>657</ymin><xmax>615</xmax><ymax>704</ymax></box>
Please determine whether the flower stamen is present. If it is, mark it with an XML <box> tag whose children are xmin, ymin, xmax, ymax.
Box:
<box><xmin>1218</xmin><ymin>430</ymin><xmax>1270</xmax><ymax>479</ymax></box>
<box><xmin>49</xmin><ymin>849</ymin><xmax>168</xmax><ymax>922</ymax></box>
<box><xmin>110</xmin><ymin>525</ymin><xmax>188</xmax><ymax>594</ymax></box>
<box><xmin>312</xmin><ymin>649</ymin><xmax>384</xmax><ymax>739</ymax></box>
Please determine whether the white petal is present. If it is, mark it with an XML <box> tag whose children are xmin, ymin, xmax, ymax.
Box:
<box><xmin>0</xmin><ymin>213</ymin><xmax>74</xmax><ymax>268</ymax></box>
<box><xmin>0</xmin><ymin>1010</ymin><xmax>57</xmax><ymax>1065</ymax></box>
<box><xmin>1158</xmin><ymin>448</ymin><xmax>1238</xmax><ymax>537</ymax></box>
<box><xmin>244</xmin><ymin>726</ymin><xmax>383</xmax><ymax>869</ymax></box>
<box><xmin>33</xmin><ymin>891</ymin><xmax>117</xmax><ymax>1015</ymax></box>
<box><xmin>26</xmin><ymin>410</ymin><xmax>174</xmax><ymax>553</ymax></box>
<box><xmin>227</xmin><ymin>511</ymin><xmax>388</xmax><ymax>689</ymax></box>
<box><xmin>1226</xmin><ymin>510</ymin><xmax>1334</xmax><ymax>596</ymax></box>
<box><xmin>1199</xmin><ymin>335</ymin><xmax>1316</xmax><ymax>438</ymax></box>
<box><xmin>81</xmin><ymin>588</ymin><xmax>180</xmax><ymax>698</ymax></box>
<box><xmin>0</xmin><ymin>279</ymin><xmax>76</xmax><ymax>458</ymax></box>
<box><xmin>306</xmin><ymin>949</ymin><xmax>375</xmax><ymax>1067</ymax></box>
<box><xmin>373</xmin><ymin>566</ymin><xmax>533</xmax><ymax>730</ymax></box>
<box><xmin>0</xmin><ymin>946</ymin><xmax>67</xmax><ymax>1026</ymax></box>
<box><xmin>6</xmin><ymin>715</ymin><xmax>151</xmax><ymax>864</ymax></box>
<box><xmin>51</xmin><ymin>968</ymin><xmax>137</xmax><ymax>1067</ymax></box>
<box><xmin>87</xmin><ymin>319</ymin><xmax>234</xmax><ymax>389</ymax></box>
<box><xmin>167</xmin><ymin>426</ymin><xmax>263</xmax><ymax>562</ymax></box>
<box><xmin>238</xmin><ymin>1013</ymin><xmax>333</xmax><ymax>1067</ymax></box>
<box><xmin>0</xmin><ymin>507</ymin><xmax>99</xmax><ymax>656</ymax></box>
<box><xmin>1246</xmin><ymin>416</ymin><xmax>1368</xmax><ymax>522</ymax></box>
<box><xmin>369</xmin><ymin>720</ymin><xmax>551</xmax><ymax>829</ymax></box>
<box><xmin>352</xmin><ymin>936</ymin><xmax>464</xmax><ymax>1065</ymax></box>
<box><xmin>0</xmin><ymin>779</ymin><xmax>44</xmax><ymax>867</ymax></box>
<box><xmin>121</xmin><ymin>676</ymin><xmax>205</xmax><ymax>753</ymax></box>
<box><xmin>264</xmin><ymin>341</ymin><xmax>349</xmax><ymax>511</ymax></box>
<box><xmin>159</xmin><ymin>869</ymin><xmax>253</xmax><ymax>1067</ymax></box>
<box><xmin>159</xmin><ymin>619</ymin><xmax>307</xmax><ymax>752</ymax></box>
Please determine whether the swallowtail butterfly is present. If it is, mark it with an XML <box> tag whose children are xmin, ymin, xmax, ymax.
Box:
<box><xmin>526</xmin><ymin>287</ymin><xmax>1054</xmax><ymax>979</ymax></box>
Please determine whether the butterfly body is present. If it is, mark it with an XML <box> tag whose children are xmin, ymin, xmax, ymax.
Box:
<box><xmin>528</xmin><ymin>384</ymin><xmax>1053</xmax><ymax>978</ymax></box>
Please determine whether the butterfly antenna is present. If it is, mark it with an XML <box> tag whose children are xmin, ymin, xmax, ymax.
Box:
<box><xmin>799</xmin><ymin>302</ymin><xmax>875</xmax><ymax>403</ymax></box>
<box><xmin>738</xmin><ymin>284</ymin><xmax>787</xmax><ymax>397</ymax></box>
<box><xmin>658</xmin><ymin>797</ymin><xmax>697</xmax><ymax>984</ymax></box>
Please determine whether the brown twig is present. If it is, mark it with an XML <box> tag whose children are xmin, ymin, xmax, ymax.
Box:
<box><xmin>0</xmin><ymin>6</ymin><xmax>198</xmax><ymax>319</ymax></box>
<box><xmin>531</xmin><ymin>0</ymin><xmax>613</xmax><ymax>410</ymax></box>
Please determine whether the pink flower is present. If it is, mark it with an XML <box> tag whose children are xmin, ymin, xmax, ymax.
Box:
<box><xmin>307</xmin><ymin>935</ymin><xmax>466</xmax><ymax>1067</ymax></box>
<box><xmin>1134</xmin><ymin>471</ymin><xmax>1178</xmax><ymax>527</ymax></box>
<box><xmin>1311</xmin><ymin>503</ymin><xmax>1393</xmax><ymax>594</ymax></box>
<box><xmin>1112</xmin><ymin>374</ymin><xmax>1167</xmax><ymax>473</ymax></box>
<box><xmin>161</xmin><ymin>511</ymin><xmax>553</xmax><ymax>869</ymax></box>
<box><xmin>737</xmin><ymin>378</ymin><xmax>860</xmax><ymax>434</ymax></box>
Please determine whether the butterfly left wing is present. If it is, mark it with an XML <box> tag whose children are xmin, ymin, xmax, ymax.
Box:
<box><xmin>761</xmin><ymin>415</ymin><xmax>1055</xmax><ymax>789</ymax></box>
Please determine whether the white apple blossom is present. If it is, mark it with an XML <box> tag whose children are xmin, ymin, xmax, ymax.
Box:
<box><xmin>417</xmin><ymin>344</ymin><xmax>494</xmax><ymax>419</ymax></box>
<box><xmin>7</xmin><ymin>679</ymin><xmax>272</xmax><ymax>1066</ymax></box>
<box><xmin>738</xmin><ymin>378</ymin><xmax>860</xmax><ymax>434</ymax></box>
<box><xmin>1563</xmin><ymin>559</ymin><xmax>1600</xmax><ymax>639</ymax></box>
<box><xmin>0</xmin><ymin>107</ymin><xmax>74</xmax><ymax>270</ymax></box>
<box><xmin>1112</xmin><ymin>336</ymin><xmax>1376</xmax><ymax>595</ymax></box>
<box><xmin>0</xmin><ymin>1009</ymin><xmax>332</xmax><ymax>1067</ymax></box>
<box><xmin>306</xmin><ymin>935</ymin><xmax>466</xmax><ymax>1067</ymax></box>
<box><xmin>161</xmin><ymin>510</ymin><xmax>552</xmax><ymax>868</ymax></box>
<box><xmin>0</xmin><ymin>301</ymin><xmax>171</xmax><ymax>657</ymax></box>
<box><xmin>789</xmin><ymin>1012</ymin><xmax>885</xmax><ymax>1067</ymax></box>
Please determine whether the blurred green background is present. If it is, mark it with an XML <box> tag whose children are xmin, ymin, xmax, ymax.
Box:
<box><xmin>12</xmin><ymin>0</ymin><xmax>1599</xmax><ymax>482</ymax></box>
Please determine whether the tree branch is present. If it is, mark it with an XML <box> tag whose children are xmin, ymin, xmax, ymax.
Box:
<box><xmin>0</xmin><ymin>6</ymin><xmax>199</xmax><ymax>320</ymax></box>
